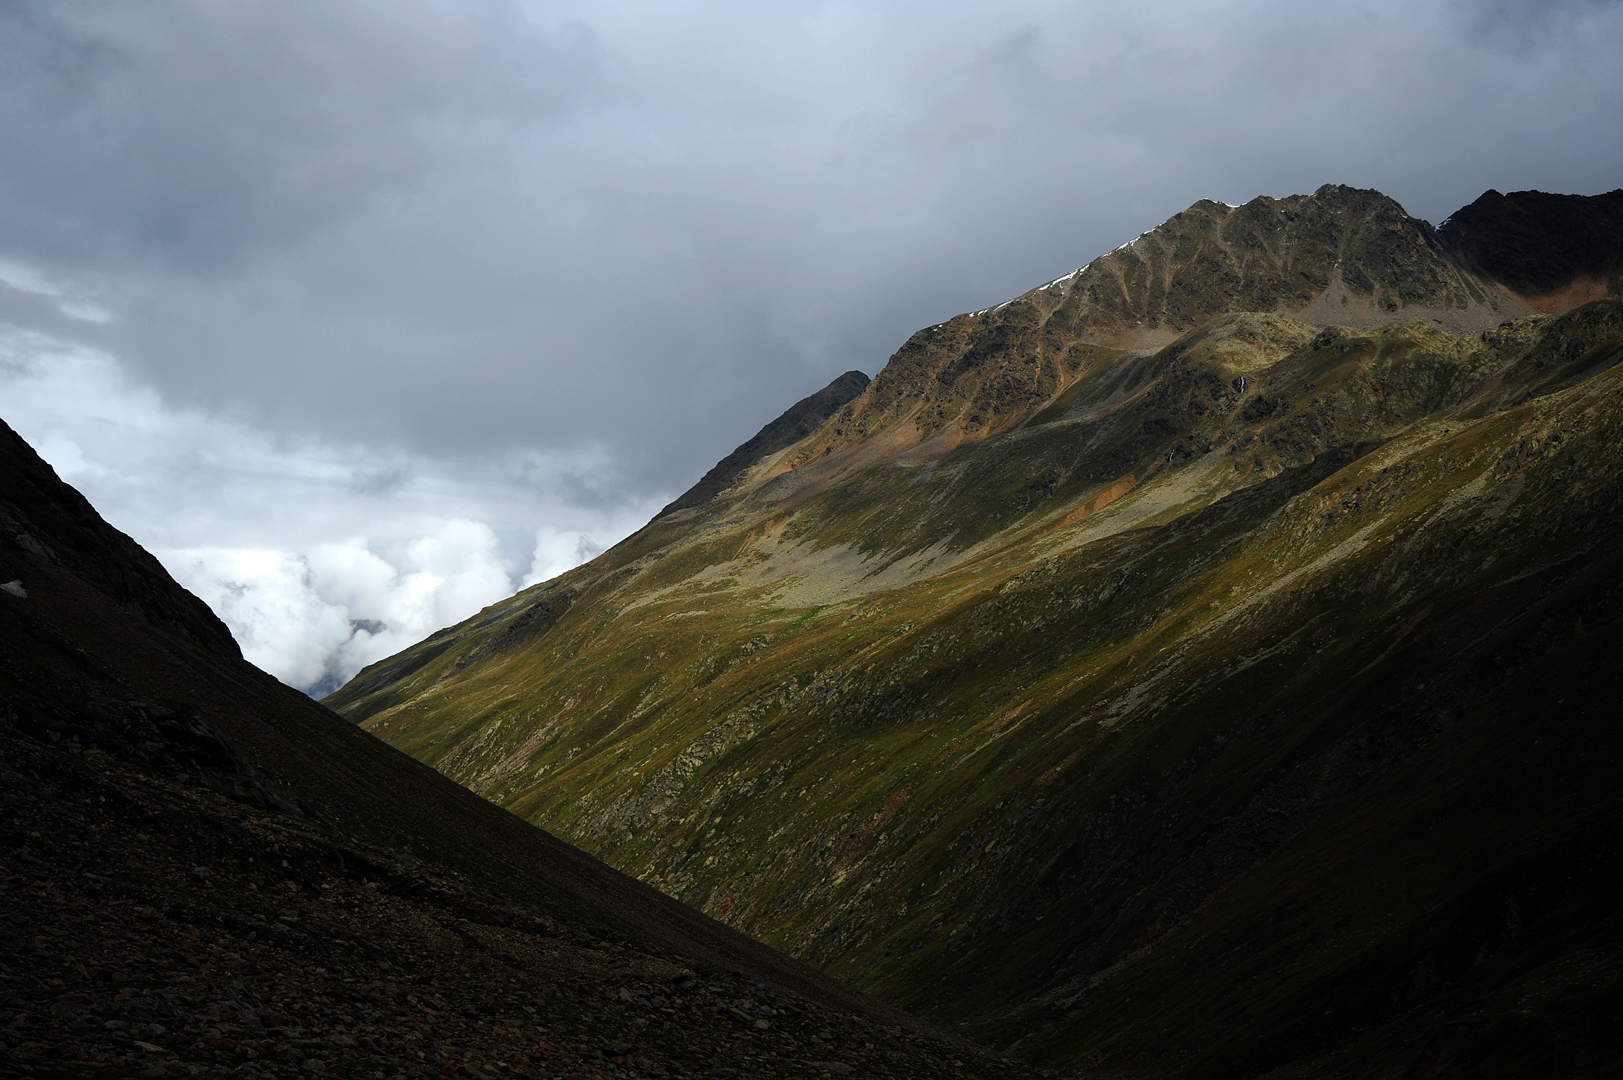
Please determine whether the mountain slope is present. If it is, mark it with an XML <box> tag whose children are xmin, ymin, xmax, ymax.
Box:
<box><xmin>0</xmin><ymin>417</ymin><xmax>1005</xmax><ymax>1079</ymax></box>
<box><xmin>330</xmin><ymin>188</ymin><xmax>1623</xmax><ymax>1077</ymax></box>
<box><xmin>657</xmin><ymin>370</ymin><xmax>872</xmax><ymax>519</ymax></box>
<box><xmin>1437</xmin><ymin>187</ymin><xmax>1623</xmax><ymax>299</ymax></box>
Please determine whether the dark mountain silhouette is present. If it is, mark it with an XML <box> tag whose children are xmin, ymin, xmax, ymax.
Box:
<box><xmin>1438</xmin><ymin>187</ymin><xmax>1623</xmax><ymax>296</ymax></box>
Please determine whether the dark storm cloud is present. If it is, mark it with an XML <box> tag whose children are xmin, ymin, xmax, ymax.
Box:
<box><xmin>1455</xmin><ymin>0</ymin><xmax>1623</xmax><ymax>54</ymax></box>
<box><xmin>0</xmin><ymin>0</ymin><xmax>600</xmax><ymax>273</ymax></box>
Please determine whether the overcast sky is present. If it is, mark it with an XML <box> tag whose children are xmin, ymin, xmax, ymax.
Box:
<box><xmin>2</xmin><ymin>0</ymin><xmax>1620</xmax><ymax>695</ymax></box>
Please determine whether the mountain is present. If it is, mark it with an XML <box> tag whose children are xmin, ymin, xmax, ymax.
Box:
<box><xmin>1436</xmin><ymin>187</ymin><xmax>1623</xmax><ymax>300</ymax></box>
<box><xmin>657</xmin><ymin>370</ymin><xmax>872</xmax><ymax>519</ymax></box>
<box><xmin>330</xmin><ymin>186</ymin><xmax>1623</xmax><ymax>1078</ymax></box>
<box><xmin>0</xmin><ymin>418</ymin><xmax>1010</xmax><ymax>1079</ymax></box>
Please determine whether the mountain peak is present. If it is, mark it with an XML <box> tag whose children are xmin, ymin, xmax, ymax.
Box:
<box><xmin>1437</xmin><ymin>187</ymin><xmax>1623</xmax><ymax>297</ymax></box>
<box><xmin>743</xmin><ymin>186</ymin><xmax>1622</xmax><ymax>484</ymax></box>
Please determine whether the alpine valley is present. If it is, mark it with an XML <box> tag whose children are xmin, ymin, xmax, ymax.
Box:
<box><xmin>327</xmin><ymin>185</ymin><xmax>1623</xmax><ymax>1078</ymax></box>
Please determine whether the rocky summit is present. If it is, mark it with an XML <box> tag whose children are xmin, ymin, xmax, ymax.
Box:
<box><xmin>329</xmin><ymin>186</ymin><xmax>1623</xmax><ymax>1078</ymax></box>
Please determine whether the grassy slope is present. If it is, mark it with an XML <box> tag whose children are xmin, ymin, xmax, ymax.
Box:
<box><xmin>328</xmin><ymin>296</ymin><xmax>1623</xmax><ymax>1074</ymax></box>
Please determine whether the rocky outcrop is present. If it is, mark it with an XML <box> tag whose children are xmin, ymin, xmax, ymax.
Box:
<box><xmin>777</xmin><ymin>186</ymin><xmax>1617</xmax><ymax>468</ymax></box>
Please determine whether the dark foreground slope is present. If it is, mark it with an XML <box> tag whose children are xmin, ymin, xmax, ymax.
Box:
<box><xmin>0</xmin><ymin>418</ymin><xmax>1012</xmax><ymax>1080</ymax></box>
<box><xmin>330</xmin><ymin>188</ymin><xmax>1623</xmax><ymax>1078</ymax></box>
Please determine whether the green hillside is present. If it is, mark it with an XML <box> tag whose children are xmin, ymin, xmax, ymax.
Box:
<box><xmin>328</xmin><ymin>187</ymin><xmax>1623</xmax><ymax>1076</ymax></box>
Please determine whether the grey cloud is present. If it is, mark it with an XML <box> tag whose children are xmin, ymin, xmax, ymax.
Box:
<box><xmin>1454</xmin><ymin>0</ymin><xmax>1623</xmax><ymax>54</ymax></box>
<box><xmin>4</xmin><ymin>0</ymin><xmax>1622</xmax><ymax>504</ymax></box>
<box><xmin>0</xmin><ymin>0</ymin><xmax>601</xmax><ymax>273</ymax></box>
<box><xmin>3</xmin><ymin>0</ymin><xmax>1619</xmax><ymax>693</ymax></box>
<box><xmin>0</xmin><ymin>321</ymin><xmax>662</xmax><ymax>692</ymax></box>
<box><xmin>348</xmin><ymin>464</ymin><xmax>415</xmax><ymax>497</ymax></box>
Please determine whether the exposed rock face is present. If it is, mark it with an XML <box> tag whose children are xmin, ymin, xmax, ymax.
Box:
<box><xmin>1048</xmin><ymin>184</ymin><xmax>1473</xmax><ymax>341</ymax></box>
<box><xmin>777</xmin><ymin>185</ymin><xmax>1614</xmax><ymax>468</ymax></box>
<box><xmin>333</xmin><ymin>188</ymin><xmax>1623</xmax><ymax>1077</ymax></box>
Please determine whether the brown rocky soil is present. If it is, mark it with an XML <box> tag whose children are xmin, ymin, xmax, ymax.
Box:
<box><xmin>0</xmin><ymin>714</ymin><xmax>1024</xmax><ymax>1080</ymax></box>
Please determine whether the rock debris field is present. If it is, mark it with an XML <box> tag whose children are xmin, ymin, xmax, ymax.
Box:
<box><xmin>0</xmin><ymin>721</ymin><xmax>1027</xmax><ymax>1080</ymax></box>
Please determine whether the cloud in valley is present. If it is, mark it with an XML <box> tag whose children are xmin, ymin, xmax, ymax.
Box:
<box><xmin>0</xmin><ymin>323</ymin><xmax>659</xmax><ymax>693</ymax></box>
<box><xmin>1</xmin><ymin>0</ymin><xmax>1619</xmax><ymax>692</ymax></box>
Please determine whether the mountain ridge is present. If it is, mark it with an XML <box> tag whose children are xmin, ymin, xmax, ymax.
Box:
<box><xmin>764</xmin><ymin>185</ymin><xmax>1582</xmax><ymax>478</ymax></box>
<box><xmin>329</xmin><ymin>186</ymin><xmax>1623</xmax><ymax>1077</ymax></box>
<box><xmin>657</xmin><ymin>370</ymin><xmax>872</xmax><ymax>520</ymax></box>
<box><xmin>1436</xmin><ymin>186</ymin><xmax>1623</xmax><ymax>298</ymax></box>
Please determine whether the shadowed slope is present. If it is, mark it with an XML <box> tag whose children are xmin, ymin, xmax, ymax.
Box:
<box><xmin>0</xmin><ymin>416</ymin><xmax>996</xmax><ymax>1061</ymax></box>
<box><xmin>1438</xmin><ymin>187</ymin><xmax>1623</xmax><ymax>298</ymax></box>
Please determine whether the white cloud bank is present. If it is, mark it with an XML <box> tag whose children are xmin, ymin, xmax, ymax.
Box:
<box><xmin>170</xmin><ymin>523</ymin><xmax>513</xmax><ymax>696</ymax></box>
<box><xmin>0</xmin><ymin>316</ymin><xmax>662</xmax><ymax>697</ymax></box>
